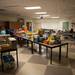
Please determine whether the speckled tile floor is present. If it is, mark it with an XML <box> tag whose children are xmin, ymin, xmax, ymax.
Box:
<box><xmin>0</xmin><ymin>43</ymin><xmax>75</xmax><ymax>75</ymax></box>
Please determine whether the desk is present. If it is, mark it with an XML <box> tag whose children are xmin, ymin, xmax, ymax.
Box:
<box><xmin>16</xmin><ymin>36</ymin><xmax>68</xmax><ymax>64</ymax></box>
<box><xmin>0</xmin><ymin>44</ymin><xmax>18</xmax><ymax>71</ymax></box>
<box><xmin>21</xmin><ymin>37</ymin><xmax>34</xmax><ymax>54</ymax></box>
<box><xmin>16</xmin><ymin>36</ymin><xmax>34</xmax><ymax>54</ymax></box>
<box><xmin>21</xmin><ymin>37</ymin><xmax>68</xmax><ymax>64</ymax></box>
<box><xmin>40</xmin><ymin>42</ymin><xmax>68</xmax><ymax>64</ymax></box>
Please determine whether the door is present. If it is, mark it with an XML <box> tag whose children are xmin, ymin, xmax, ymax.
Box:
<box><xmin>63</xmin><ymin>22</ymin><xmax>69</xmax><ymax>31</ymax></box>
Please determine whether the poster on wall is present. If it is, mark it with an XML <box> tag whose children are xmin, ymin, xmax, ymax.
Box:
<box><xmin>17</xmin><ymin>18</ymin><xmax>24</xmax><ymax>28</ymax></box>
<box><xmin>26</xmin><ymin>22</ymin><xmax>32</xmax><ymax>32</ymax></box>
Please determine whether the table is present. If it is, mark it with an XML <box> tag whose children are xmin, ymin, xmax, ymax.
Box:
<box><xmin>16</xmin><ymin>36</ymin><xmax>68</xmax><ymax>64</ymax></box>
<box><xmin>40</xmin><ymin>42</ymin><xmax>68</xmax><ymax>64</ymax></box>
<box><xmin>16</xmin><ymin>36</ymin><xmax>34</xmax><ymax>54</ymax></box>
<box><xmin>22</xmin><ymin>37</ymin><xmax>68</xmax><ymax>64</ymax></box>
<box><xmin>0</xmin><ymin>44</ymin><xmax>18</xmax><ymax>71</ymax></box>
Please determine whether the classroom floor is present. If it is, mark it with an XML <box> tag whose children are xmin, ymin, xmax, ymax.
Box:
<box><xmin>0</xmin><ymin>43</ymin><xmax>75</xmax><ymax>75</ymax></box>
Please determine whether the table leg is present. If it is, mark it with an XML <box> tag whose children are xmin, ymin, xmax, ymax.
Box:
<box><xmin>16</xmin><ymin>49</ymin><xmax>19</xmax><ymax>68</ymax></box>
<box><xmin>59</xmin><ymin>46</ymin><xmax>61</xmax><ymax>63</ymax></box>
<box><xmin>31</xmin><ymin>41</ymin><xmax>34</xmax><ymax>54</ymax></box>
<box><xmin>1</xmin><ymin>52</ymin><xmax>4</xmax><ymax>71</ymax></box>
<box><xmin>50</xmin><ymin>48</ymin><xmax>52</xmax><ymax>64</ymax></box>
<box><xmin>46</xmin><ymin>47</ymin><xmax>48</xmax><ymax>58</ymax></box>
<box><xmin>27</xmin><ymin>40</ymin><xmax>29</xmax><ymax>47</ymax></box>
<box><xmin>8</xmin><ymin>51</ymin><xmax>10</xmax><ymax>55</ymax></box>
<box><xmin>66</xmin><ymin>44</ymin><xmax>68</xmax><ymax>58</ymax></box>
<box><xmin>39</xmin><ymin>44</ymin><xmax>42</xmax><ymax>55</ymax></box>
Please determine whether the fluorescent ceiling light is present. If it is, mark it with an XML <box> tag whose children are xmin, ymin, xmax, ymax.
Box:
<box><xmin>35</xmin><ymin>12</ymin><xmax>47</xmax><ymax>14</ymax></box>
<box><xmin>40</xmin><ymin>15</ymin><xmax>50</xmax><ymax>17</ymax></box>
<box><xmin>24</xmin><ymin>6</ymin><xmax>41</xmax><ymax>10</ymax></box>
<box><xmin>51</xmin><ymin>16</ymin><xmax>60</xmax><ymax>18</ymax></box>
<box><xmin>35</xmin><ymin>15</ymin><xmax>50</xmax><ymax>19</ymax></box>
